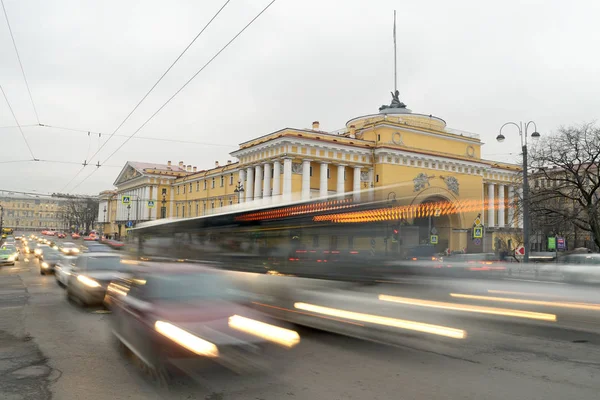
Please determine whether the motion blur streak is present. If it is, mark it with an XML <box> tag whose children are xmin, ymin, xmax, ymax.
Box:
<box><xmin>379</xmin><ymin>295</ymin><xmax>557</xmax><ymax>322</ymax></box>
<box><xmin>450</xmin><ymin>294</ymin><xmax>600</xmax><ymax>311</ymax></box>
<box><xmin>106</xmin><ymin>283</ymin><xmax>128</xmax><ymax>297</ymax></box>
<box><xmin>154</xmin><ymin>321</ymin><xmax>219</xmax><ymax>357</ymax></box>
<box><xmin>252</xmin><ymin>302</ymin><xmax>366</xmax><ymax>326</ymax></box>
<box><xmin>294</xmin><ymin>302</ymin><xmax>466</xmax><ymax>339</ymax></box>
<box><xmin>228</xmin><ymin>315</ymin><xmax>300</xmax><ymax>348</ymax></box>
<box><xmin>77</xmin><ymin>275</ymin><xmax>101</xmax><ymax>288</ymax></box>
<box><xmin>487</xmin><ymin>290</ymin><xmax>569</xmax><ymax>299</ymax></box>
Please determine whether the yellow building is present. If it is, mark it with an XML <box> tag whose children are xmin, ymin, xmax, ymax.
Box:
<box><xmin>107</xmin><ymin>100</ymin><xmax>521</xmax><ymax>251</ymax></box>
<box><xmin>0</xmin><ymin>192</ymin><xmax>68</xmax><ymax>231</ymax></box>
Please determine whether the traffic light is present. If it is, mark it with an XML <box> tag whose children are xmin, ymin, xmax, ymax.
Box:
<box><xmin>392</xmin><ymin>226</ymin><xmax>400</xmax><ymax>242</ymax></box>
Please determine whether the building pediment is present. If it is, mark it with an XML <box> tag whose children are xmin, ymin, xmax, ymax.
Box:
<box><xmin>114</xmin><ymin>163</ymin><xmax>145</xmax><ymax>186</ymax></box>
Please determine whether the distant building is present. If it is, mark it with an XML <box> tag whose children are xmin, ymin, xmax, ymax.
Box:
<box><xmin>0</xmin><ymin>192</ymin><xmax>68</xmax><ymax>231</ymax></box>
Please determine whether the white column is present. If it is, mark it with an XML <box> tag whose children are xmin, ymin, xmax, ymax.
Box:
<box><xmin>238</xmin><ymin>169</ymin><xmax>246</xmax><ymax>203</ymax></box>
<box><xmin>263</xmin><ymin>162</ymin><xmax>272</xmax><ymax>197</ymax></box>
<box><xmin>245</xmin><ymin>167</ymin><xmax>254</xmax><ymax>201</ymax></box>
<box><xmin>487</xmin><ymin>183</ymin><xmax>495</xmax><ymax>227</ymax></box>
<box><xmin>272</xmin><ymin>161</ymin><xmax>281</xmax><ymax>196</ymax></box>
<box><xmin>337</xmin><ymin>164</ymin><xmax>345</xmax><ymax>194</ymax></box>
<box><xmin>498</xmin><ymin>184</ymin><xmax>505</xmax><ymax>228</ymax></box>
<box><xmin>353</xmin><ymin>167</ymin><xmax>361</xmax><ymax>201</ymax></box>
<box><xmin>507</xmin><ymin>186</ymin><xmax>515</xmax><ymax>227</ymax></box>
<box><xmin>302</xmin><ymin>160</ymin><xmax>311</xmax><ymax>200</ymax></box>
<box><xmin>517</xmin><ymin>187</ymin><xmax>524</xmax><ymax>228</ymax></box>
<box><xmin>320</xmin><ymin>162</ymin><xmax>328</xmax><ymax>197</ymax></box>
<box><xmin>169</xmin><ymin>187</ymin><xmax>174</xmax><ymax>218</ymax></box>
<box><xmin>283</xmin><ymin>158</ymin><xmax>292</xmax><ymax>199</ymax></box>
<box><xmin>152</xmin><ymin>186</ymin><xmax>158</xmax><ymax>219</ymax></box>
<box><xmin>254</xmin><ymin>165</ymin><xmax>263</xmax><ymax>200</ymax></box>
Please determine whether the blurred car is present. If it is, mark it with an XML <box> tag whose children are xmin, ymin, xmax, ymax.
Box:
<box><xmin>0</xmin><ymin>248</ymin><xmax>17</xmax><ymax>266</ymax></box>
<box><xmin>60</xmin><ymin>241</ymin><xmax>80</xmax><ymax>255</ymax></box>
<box><xmin>40</xmin><ymin>249</ymin><xmax>62</xmax><ymax>275</ymax></box>
<box><xmin>55</xmin><ymin>255</ymin><xmax>78</xmax><ymax>288</ymax></box>
<box><xmin>47</xmin><ymin>231</ymin><xmax>56</xmax><ymax>237</ymax></box>
<box><xmin>66</xmin><ymin>253</ymin><xmax>129</xmax><ymax>306</ymax></box>
<box><xmin>107</xmin><ymin>264</ymin><xmax>300</xmax><ymax>379</ymax></box>
<box><xmin>71</xmin><ymin>233</ymin><xmax>81</xmax><ymax>239</ymax></box>
<box><xmin>4</xmin><ymin>236</ymin><xmax>15</xmax><ymax>245</ymax></box>
<box><xmin>1</xmin><ymin>244</ymin><xmax>20</xmax><ymax>261</ymax></box>
<box><xmin>102</xmin><ymin>239</ymin><xmax>125</xmax><ymax>250</ymax></box>
<box><xmin>560</xmin><ymin>254</ymin><xmax>600</xmax><ymax>283</ymax></box>
<box><xmin>34</xmin><ymin>244</ymin><xmax>50</xmax><ymax>258</ymax></box>
<box><xmin>15</xmin><ymin>235</ymin><xmax>23</xmax><ymax>241</ymax></box>
<box><xmin>57</xmin><ymin>232</ymin><xmax>66</xmax><ymax>239</ymax></box>
<box><xmin>81</xmin><ymin>243</ymin><xmax>113</xmax><ymax>253</ymax></box>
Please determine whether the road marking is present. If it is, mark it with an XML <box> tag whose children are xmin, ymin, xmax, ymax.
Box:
<box><xmin>488</xmin><ymin>290</ymin><xmax>568</xmax><ymax>299</ymax></box>
<box><xmin>503</xmin><ymin>278</ymin><xmax>566</xmax><ymax>285</ymax></box>
<box><xmin>0</xmin><ymin>305</ymin><xmax>23</xmax><ymax>310</ymax></box>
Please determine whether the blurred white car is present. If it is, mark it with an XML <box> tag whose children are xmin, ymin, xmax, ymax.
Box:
<box><xmin>560</xmin><ymin>254</ymin><xmax>600</xmax><ymax>283</ymax></box>
<box><xmin>55</xmin><ymin>255</ymin><xmax>78</xmax><ymax>288</ymax></box>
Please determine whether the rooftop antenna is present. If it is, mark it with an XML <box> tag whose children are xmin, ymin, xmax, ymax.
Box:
<box><xmin>393</xmin><ymin>9</ymin><xmax>397</xmax><ymax>93</ymax></box>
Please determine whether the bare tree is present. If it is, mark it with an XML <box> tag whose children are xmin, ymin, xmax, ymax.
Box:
<box><xmin>58</xmin><ymin>196</ymin><xmax>99</xmax><ymax>234</ymax></box>
<box><xmin>528</xmin><ymin>123</ymin><xmax>600</xmax><ymax>249</ymax></box>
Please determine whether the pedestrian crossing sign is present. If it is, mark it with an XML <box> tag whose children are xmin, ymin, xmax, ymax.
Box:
<box><xmin>121</xmin><ymin>196</ymin><xmax>131</xmax><ymax>205</ymax></box>
<box><xmin>430</xmin><ymin>235</ymin><xmax>438</xmax><ymax>244</ymax></box>
<box><xmin>147</xmin><ymin>200</ymin><xmax>155</xmax><ymax>208</ymax></box>
<box><xmin>473</xmin><ymin>227</ymin><xmax>483</xmax><ymax>239</ymax></box>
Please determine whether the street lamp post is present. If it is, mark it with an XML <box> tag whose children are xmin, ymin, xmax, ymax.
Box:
<box><xmin>233</xmin><ymin>182</ymin><xmax>245</xmax><ymax>203</ymax></box>
<box><xmin>127</xmin><ymin>204</ymin><xmax>131</xmax><ymax>222</ymax></box>
<box><xmin>161</xmin><ymin>195</ymin><xmax>167</xmax><ymax>219</ymax></box>
<box><xmin>103</xmin><ymin>206</ymin><xmax>107</xmax><ymax>237</ymax></box>
<box><xmin>497</xmin><ymin>121</ymin><xmax>541</xmax><ymax>264</ymax></box>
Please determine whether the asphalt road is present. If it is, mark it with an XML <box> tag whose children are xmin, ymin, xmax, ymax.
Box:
<box><xmin>2</xmin><ymin>239</ymin><xmax>600</xmax><ymax>400</ymax></box>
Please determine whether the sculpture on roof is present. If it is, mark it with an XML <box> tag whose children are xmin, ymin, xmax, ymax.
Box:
<box><xmin>379</xmin><ymin>90</ymin><xmax>407</xmax><ymax>111</ymax></box>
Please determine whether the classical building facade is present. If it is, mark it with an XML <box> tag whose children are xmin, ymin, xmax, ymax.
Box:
<box><xmin>0</xmin><ymin>192</ymin><xmax>69</xmax><ymax>231</ymax></box>
<box><xmin>106</xmin><ymin>102</ymin><xmax>522</xmax><ymax>252</ymax></box>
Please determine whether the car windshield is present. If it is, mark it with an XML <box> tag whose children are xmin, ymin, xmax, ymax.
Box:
<box><xmin>2</xmin><ymin>246</ymin><xmax>16</xmax><ymax>252</ymax></box>
<box><xmin>145</xmin><ymin>273</ymin><xmax>233</xmax><ymax>301</ymax></box>
<box><xmin>44</xmin><ymin>251</ymin><xmax>61</xmax><ymax>260</ymax></box>
<box><xmin>0</xmin><ymin>249</ymin><xmax>13</xmax><ymax>256</ymax></box>
<box><xmin>86</xmin><ymin>256</ymin><xmax>123</xmax><ymax>270</ymax></box>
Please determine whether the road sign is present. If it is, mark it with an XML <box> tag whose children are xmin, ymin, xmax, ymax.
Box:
<box><xmin>430</xmin><ymin>235</ymin><xmax>438</xmax><ymax>244</ymax></box>
<box><xmin>474</xmin><ymin>238</ymin><xmax>481</xmax><ymax>245</ymax></box>
<box><xmin>147</xmin><ymin>200</ymin><xmax>155</xmax><ymax>208</ymax></box>
<box><xmin>430</xmin><ymin>227</ymin><xmax>438</xmax><ymax>235</ymax></box>
<box><xmin>473</xmin><ymin>227</ymin><xmax>483</xmax><ymax>239</ymax></box>
<box><xmin>474</xmin><ymin>216</ymin><xmax>482</xmax><ymax>226</ymax></box>
<box><xmin>126</xmin><ymin>221</ymin><xmax>133</xmax><ymax>228</ymax></box>
<box><xmin>557</xmin><ymin>237</ymin><xmax>566</xmax><ymax>250</ymax></box>
<box><xmin>434</xmin><ymin>209</ymin><xmax>441</xmax><ymax>217</ymax></box>
<box><xmin>515</xmin><ymin>246</ymin><xmax>525</xmax><ymax>256</ymax></box>
<box><xmin>547</xmin><ymin>237</ymin><xmax>556</xmax><ymax>250</ymax></box>
<box><xmin>121</xmin><ymin>196</ymin><xmax>131</xmax><ymax>205</ymax></box>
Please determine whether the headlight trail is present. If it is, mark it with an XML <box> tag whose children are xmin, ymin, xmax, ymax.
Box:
<box><xmin>379</xmin><ymin>294</ymin><xmax>556</xmax><ymax>321</ymax></box>
<box><xmin>450</xmin><ymin>293</ymin><xmax>600</xmax><ymax>311</ymax></box>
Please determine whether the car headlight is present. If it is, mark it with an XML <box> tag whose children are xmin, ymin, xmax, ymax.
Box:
<box><xmin>155</xmin><ymin>321</ymin><xmax>219</xmax><ymax>357</ymax></box>
<box><xmin>8</xmin><ymin>256</ymin><xmax>16</xmax><ymax>261</ymax></box>
<box><xmin>42</xmin><ymin>262</ymin><xmax>49</xmax><ymax>269</ymax></box>
<box><xmin>77</xmin><ymin>275</ymin><xmax>101</xmax><ymax>288</ymax></box>
<box><xmin>72</xmin><ymin>248</ymin><xmax>80</xmax><ymax>253</ymax></box>
<box><xmin>228</xmin><ymin>315</ymin><xmax>300</xmax><ymax>348</ymax></box>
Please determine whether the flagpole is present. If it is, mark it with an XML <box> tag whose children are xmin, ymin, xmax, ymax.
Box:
<box><xmin>393</xmin><ymin>10</ymin><xmax>397</xmax><ymax>93</ymax></box>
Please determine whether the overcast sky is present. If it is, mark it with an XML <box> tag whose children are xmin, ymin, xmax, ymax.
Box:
<box><xmin>1</xmin><ymin>0</ymin><xmax>599</xmax><ymax>195</ymax></box>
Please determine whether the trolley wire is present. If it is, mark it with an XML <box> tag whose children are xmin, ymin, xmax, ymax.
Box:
<box><xmin>0</xmin><ymin>85</ymin><xmax>36</xmax><ymax>160</ymax></box>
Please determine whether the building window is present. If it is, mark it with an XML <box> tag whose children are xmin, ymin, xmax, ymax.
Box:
<box><xmin>310</xmin><ymin>166</ymin><xmax>313</xmax><ymax>176</ymax></box>
<box><xmin>183</xmin><ymin>185</ymin><xmax>186</xmax><ymax>194</ymax></box>
<box><xmin>376</xmin><ymin>174</ymin><xmax>379</xmax><ymax>183</ymax></box>
<box><xmin>196</xmin><ymin>203</ymin><xmax>199</xmax><ymax>216</ymax></box>
<box><xmin>203</xmin><ymin>180</ymin><xmax>207</xmax><ymax>190</ymax></box>
<box><xmin>162</xmin><ymin>188</ymin><xmax>167</xmax><ymax>195</ymax></box>
<box><xmin>203</xmin><ymin>202</ymin><xmax>207</xmax><ymax>214</ymax></box>
<box><xmin>189</xmin><ymin>183</ymin><xmax>192</xmax><ymax>192</ymax></box>
<box><xmin>177</xmin><ymin>186</ymin><xmax>180</xmax><ymax>195</ymax></box>
<box><xmin>176</xmin><ymin>205</ymin><xmax>179</xmax><ymax>217</ymax></box>
<box><xmin>229</xmin><ymin>199</ymin><xmax>233</xmax><ymax>206</ymax></box>
<box><xmin>229</xmin><ymin>174</ymin><xmax>234</xmax><ymax>185</ymax></box>
<box><xmin>212</xmin><ymin>178</ymin><xmax>215</xmax><ymax>188</ymax></box>
<box><xmin>327</xmin><ymin>168</ymin><xmax>330</xmax><ymax>179</ymax></box>
<box><xmin>220</xmin><ymin>176</ymin><xmax>224</xmax><ymax>187</ymax></box>
<box><xmin>377</xmin><ymin>134</ymin><xmax>381</xmax><ymax>141</ymax></box>
<box><xmin>219</xmin><ymin>200</ymin><xmax>223</xmax><ymax>207</ymax></box>
<box><xmin>211</xmin><ymin>202</ymin><xmax>215</xmax><ymax>209</ymax></box>
<box><xmin>196</xmin><ymin>182</ymin><xmax>200</xmax><ymax>192</ymax></box>
<box><xmin>182</xmin><ymin>206</ymin><xmax>185</xmax><ymax>218</ymax></box>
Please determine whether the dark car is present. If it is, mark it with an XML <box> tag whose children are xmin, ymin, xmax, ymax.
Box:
<box><xmin>40</xmin><ymin>250</ymin><xmax>62</xmax><ymax>275</ymax></box>
<box><xmin>66</xmin><ymin>253</ymin><xmax>129</xmax><ymax>306</ymax></box>
<box><xmin>106</xmin><ymin>264</ymin><xmax>300</xmax><ymax>381</ymax></box>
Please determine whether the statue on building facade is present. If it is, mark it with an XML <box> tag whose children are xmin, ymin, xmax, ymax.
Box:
<box><xmin>379</xmin><ymin>90</ymin><xmax>407</xmax><ymax>111</ymax></box>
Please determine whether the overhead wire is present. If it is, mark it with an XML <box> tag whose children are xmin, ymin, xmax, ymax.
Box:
<box><xmin>1</xmin><ymin>0</ymin><xmax>40</xmax><ymax>124</ymax></box>
<box><xmin>66</xmin><ymin>0</ymin><xmax>277</xmax><ymax>194</ymax></box>
<box><xmin>69</xmin><ymin>0</ymin><xmax>279</xmax><ymax>193</ymax></box>
<box><xmin>38</xmin><ymin>123</ymin><xmax>236</xmax><ymax>147</ymax></box>
<box><xmin>0</xmin><ymin>85</ymin><xmax>36</xmax><ymax>160</ymax></box>
<box><xmin>60</xmin><ymin>0</ymin><xmax>233</xmax><ymax>190</ymax></box>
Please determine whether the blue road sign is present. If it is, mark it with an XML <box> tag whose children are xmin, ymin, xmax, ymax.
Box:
<box><xmin>126</xmin><ymin>221</ymin><xmax>133</xmax><ymax>228</ymax></box>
